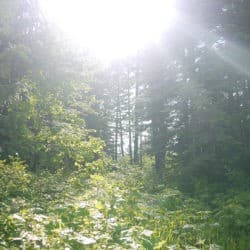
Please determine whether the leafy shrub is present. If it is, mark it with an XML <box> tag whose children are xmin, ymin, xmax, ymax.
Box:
<box><xmin>0</xmin><ymin>157</ymin><xmax>31</xmax><ymax>201</ymax></box>
<box><xmin>29</xmin><ymin>168</ymin><xmax>67</xmax><ymax>203</ymax></box>
<box><xmin>118</xmin><ymin>156</ymin><xmax>132</xmax><ymax>168</ymax></box>
<box><xmin>142</xmin><ymin>164</ymin><xmax>167</xmax><ymax>193</ymax></box>
<box><xmin>142</xmin><ymin>155</ymin><xmax>154</xmax><ymax>169</ymax></box>
<box><xmin>216</xmin><ymin>191</ymin><xmax>250</xmax><ymax>238</ymax></box>
<box><xmin>226</xmin><ymin>169</ymin><xmax>250</xmax><ymax>190</ymax></box>
<box><xmin>0</xmin><ymin>80</ymin><xmax>107</xmax><ymax>174</ymax></box>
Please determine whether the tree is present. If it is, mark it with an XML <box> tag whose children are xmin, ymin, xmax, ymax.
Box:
<box><xmin>0</xmin><ymin>0</ymin><xmax>107</xmax><ymax>173</ymax></box>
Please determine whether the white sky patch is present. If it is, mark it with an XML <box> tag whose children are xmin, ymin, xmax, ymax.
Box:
<box><xmin>40</xmin><ymin>0</ymin><xmax>177</xmax><ymax>62</ymax></box>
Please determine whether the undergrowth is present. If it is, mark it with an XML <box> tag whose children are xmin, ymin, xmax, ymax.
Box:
<box><xmin>0</xmin><ymin>162</ymin><xmax>249</xmax><ymax>249</ymax></box>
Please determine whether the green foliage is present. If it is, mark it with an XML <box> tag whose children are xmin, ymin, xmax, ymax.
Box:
<box><xmin>118</xmin><ymin>155</ymin><xmax>134</xmax><ymax>168</ymax></box>
<box><xmin>0</xmin><ymin>78</ymin><xmax>107</xmax><ymax>174</ymax></box>
<box><xmin>142</xmin><ymin>164</ymin><xmax>164</xmax><ymax>193</ymax></box>
<box><xmin>0</xmin><ymin>164</ymin><xmax>249</xmax><ymax>249</ymax></box>
<box><xmin>0</xmin><ymin>0</ymin><xmax>249</xmax><ymax>249</ymax></box>
<box><xmin>0</xmin><ymin>157</ymin><xmax>31</xmax><ymax>201</ymax></box>
<box><xmin>226</xmin><ymin>169</ymin><xmax>250</xmax><ymax>190</ymax></box>
<box><xmin>141</xmin><ymin>155</ymin><xmax>155</xmax><ymax>169</ymax></box>
<box><xmin>216</xmin><ymin>191</ymin><xmax>250</xmax><ymax>238</ymax></box>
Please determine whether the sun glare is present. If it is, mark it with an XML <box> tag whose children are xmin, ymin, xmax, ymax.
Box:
<box><xmin>40</xmin><ymin>0</ymin><xmax>176</xmax><ymax>62</ymax></box>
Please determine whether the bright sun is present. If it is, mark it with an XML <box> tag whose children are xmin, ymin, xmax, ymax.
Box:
<box><xmin>40</xmin><ymin>0</ymin><xmax>176</xmax><ymax>62</ymax></box>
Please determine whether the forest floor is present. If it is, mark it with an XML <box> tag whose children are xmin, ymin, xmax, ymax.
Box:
<box><xmin>1</xmin><ymin>166</ymin><xmax>248</xmax><ymax>249</ymax></box>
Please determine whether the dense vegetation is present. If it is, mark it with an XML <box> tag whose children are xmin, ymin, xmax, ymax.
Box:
<box><xmin>0</xmin><ymin>0</ymin><xmax>250</xmax><ymax>249</ymax></box>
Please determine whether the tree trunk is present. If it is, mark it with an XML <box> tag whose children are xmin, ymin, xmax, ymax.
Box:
<box><xmin>127</xmin><ymin>71</ymin><xmax>133</xmax><ymax>163</ymax></box>
<box><xmin>114</xmin><ymin>109</ymin><xmax>118</xmax><ymax>161</ymax></box>
<box><xmin>155</xmin><ymin>150</ymin><xmax>166</xmax><ymax>175</ymax></box>
<box><xmin>139</xmin><ymin>126</ymin><xmax>143</xmax><ymax>166</ymax></box>
<box><xmin>119</xmin><ymin>118</ymin><xmax>124</xmax><ymax>157</ymax></box>
<box><xmin>134</xmin><ymin>70</ymin><xmax>139</xmax><ymax>164</ymax></box>
<box><xmin>117</xmin><ymin>80</ymin><xmax>124</xmax><ymax>157</ymax></box>
<box><xmin>151</xmin><ymin>96</ymin><xmax>166</xmax><ymax>177</ymax></box>
<box><xmin>114</xmin><ymin>89</ymin><xmax>119</xmax><ymax>160</ymax></box>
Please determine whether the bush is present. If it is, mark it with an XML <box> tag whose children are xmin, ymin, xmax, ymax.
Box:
<box><xmin>118</xmin><ymin>156</ymin><xmax>132</xmax><ymax>168</ymax></box>
<box><xmin>216</xmin><ymin>191</ymin><xmax>250</xmax><ymax>237</ymax></box>
<box><xmin>0</xmin><ymin>157</ymin><xmax>31</xmax><ymax>201</ymax></box>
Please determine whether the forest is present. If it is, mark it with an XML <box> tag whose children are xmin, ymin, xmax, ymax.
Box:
<box><xmin>0</xmin><ymin>0</ymin><xmax>250</xmax><ymax>249</ymax></box>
